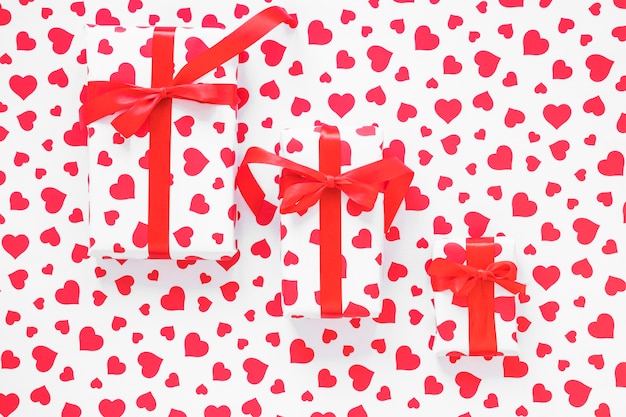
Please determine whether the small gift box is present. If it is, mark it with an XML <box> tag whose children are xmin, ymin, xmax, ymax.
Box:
<box><xmin>427</xmin><ymin>237</ymin><xmax>526</xmax><ymax>356</ymax></box>
<box><xmin>238</xmin><ymin>125</ymin><xmax>414</xmax><ymax>318</ymax></box>
<box><xmin>83</xmin><ymin>7</ymin><xmax>294</xmax><ymax>259</ymax></box>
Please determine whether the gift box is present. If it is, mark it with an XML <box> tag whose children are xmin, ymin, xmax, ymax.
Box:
<box><xmin>427</xmin><ymin>237</ymin><xmax>526</xmax><ymax>357</ymax></box>
<box><xmin>83</xmin><ymin>7</ymin><xmax>294</xmax><ymax>259</ymax></box>
<box><xmin>238</xmin><ymin>125</ymin><xmax>414</xmax><ymax>318</ymax></box>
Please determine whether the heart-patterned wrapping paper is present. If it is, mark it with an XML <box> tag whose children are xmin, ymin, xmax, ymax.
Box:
<box><xmin>2</xmin><ymin>1</ymin><xmax>626</xmax><ymax>416</ymax></box>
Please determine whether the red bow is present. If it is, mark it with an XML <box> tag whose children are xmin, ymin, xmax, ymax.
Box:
<box><xmin>237</xmin><ymin>145</ymin><xmax>414</xmax><ymax>231</ymax></box>
<box><xmin>428</xmin><ymin>258</ymin><xmax>525</xmax><ymax>297</ymax></box>
<box><xmin>84</xmin><ymin>81</ymin><xmax>237</xmax><ymax>138</ymax></box>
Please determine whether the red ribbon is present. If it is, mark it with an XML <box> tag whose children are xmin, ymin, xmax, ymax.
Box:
<box><xmin>427</xmin><ymin>237</ymin><xmax>526</xmax><ymax>356</ymax></box>
<box><xmin>83</xmin><ymin>7</ymin><xmax>296</xmax><ymax>259</ymax></box>
<box><xmin>237</xmin><ymin>125</ymin><xmax>414</xmax><ymax>317</ymax></box>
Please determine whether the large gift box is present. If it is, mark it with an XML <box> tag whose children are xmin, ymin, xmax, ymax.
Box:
<box><xmin>238</xmin><ymin>125</ymin><xmax>414</xmax><ymax>318</ymax></box>
<box><xmin>83</xmin><ymin>7</ymin><xmax>294</xmax><ymax>259</ymax></box>
<box><xmin>427</xmin><ymin>237</ymin><xmax>526</xmax><ymax>357</ymax></box>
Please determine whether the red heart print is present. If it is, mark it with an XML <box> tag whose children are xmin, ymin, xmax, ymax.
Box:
<box><xmin>174</xmin><ymin>116</ymin><xmax>194</xmax><ymax>137</ymax></box>
<box><xmin>203</xmin><ymin>405</ymin><xmax>231</xmax><ymax>417</ymax></box>
<box><xmin>31</xmin><ymin>345</ymin><xmax>57</xmax><ymax>372</ymax></box>
<box><xmin>455</xmin><ymin>372</ymin><xmax>481</xmax><ymax>398</ymax></box>
<box><xmin>597</xmin><ymin>151</ymin><xmax>624</xmax><ymax>176</ymax></box>
<box><xmin>414</xmin><ymin>25</ymin><xmax>439</xmax><ymax>50</ymax></box>
<box><xmin>504</xmin><ymin>108</ymin><xmax>525</xmax><ymax>127</ymax></box>
<box><xmin>291</xmin><ymin>97</ymin><xmax>311</xmax><ymax>116</ymax></box>
<box><xmin>184</xmin><ymin>333</ymin><xmax>209</xmax><ymax>357</ymax></box>
<box><xmin>0</xmin><ymin>393</ymin><xmax>19</xmax><ymax>417</ymax></box>
<box><xmin>564</xmin><ymin>380</ymin><xmax>591</xmax><ymax>407</ymax></box>
<box><xmin>512</xmin><ymin>192</ymin><xmax>537</xmax><ymax>217</ymax></box>
<box><xmin>474</xmin><ymin>51</ymin><xmax>500</xmax><ymax>77</ymax></box>
<box><xmin>241</xmin><ymin>398</ymin><xmax>261</xmax><ymax>417</ymax></box>
<box><xmin>308</xmin><ymin>20</ymin><xmax>332</xmax><ymax>45</ymax></box>
<box><xmin>110</xmin><ymin>62</ymin><xmax>135</xmax><ymax>84</ymax></box>
<box><xmin>523</xmin><ymin>30</ymin><xmax>549</xmax><ymax>55</ymax></box>
<box><xmin>397</xmin><ymin>102</ymin><xmax>417</xmax><ymax>122</ymax></box>
<box><xmin>201</xmin><ymin>14</ymin><xmax>225</xmax><ymax>29</ymax></box>
<box><xmin>251</xmin><ymin>239</ymin><xmax>271</xmax><ymax>258</ymax></box>
<box><xmin>588</xmin><ymin>313</ymin><xmax>614</xmax><ymax>338</ymax></box>
<box><xmin>395</xmin><ymin>346</ymin><xmax>420</xmax><ymax>370</ymax></box>
<box><xmin>367</xmin><ymin>45</ymin><xmax>392</xmax><ymax>72</ymax></box>
<box><xmin>98</xmin><ymin>399</ymin><xmax>125</xmax><ymax>417</ymax></box>
<box><xmin>351</xmin><ymin>229</ymin><xmax>372</xmax><ymax>249</ymax></box>
<box><xmin>109</xmin><ymin>174</ymin><xmax>135</xmax><ymax>200</ymax></box>
<box><xmin>543</xmin><ymin>104</ymin><xmax>571</xmax><ymax>129</ymax></box>
<box><xmin>605</xmin><ymin>275</ymin><xmax>626</xmax><ymax>295</ymax></box>
<box><xmin>55</xmin><ymin>280</ymin><xmax>79</xmax><ymax>304</ymax></box>
<box><xmin>137</xmin><ymin>352</ymin><xmax>162</xmax><ymax>378</ymax></box>
<box><xmin>532</xmin><ymin>383</ymin><xmax>552</xmax><ymax>402</ymax></box>
<box><xmin>318</xmin><ymin>369</ymin><xmax>337</xmax><ymax>387</ymax></box>
<box><xmin>41</xmin><ymin>187</ymin><xmax>66</xmax><ymax>213</ymax></box>
<box><xmin>173</xmin><ymin>226</ymin><xmax>193</xmax><ymax>248</ymax></box>
<box><xmin>533</xmin><ymin>265</ymin><xmax>560</xmax><ymax>290</ymax></box>
<box><xmin>443</xmin><ymin>55</ymin><xmax>462</xmax><ymax>74</ymax></box>
<box><xmin>572</xmin><ymin>217</ymin><xmax>599</xmax><ymax>244</ymax></box>
<box><xmin>464</xmin><ymin>212</ymin><xmax>490</xmax><ymax>237</ymax></box>
<box><xmin>79</xmin><ymin>327</ymin><xmax>103</xmax><ymax>351</ymax></box>
<box><xmin>189</xmin><ymin>194</ymin><xmax>209</xmax><ymax>214</ymax></box>
<box><xmin>348</xmin><ymin>364</ymin><xmax>374</xmax><ymax>391</ymax></box>
<box><xmin>290</xmin><ymin>339</ymin><xmax>314</xmax><ymax>363</ymax></box>
<box><xmin>161</xmin><ymin>286</ymin><xmax>185</xmax><ymax>311</ymax></box>
<box><xmin>260</xmin><ymin>40</ymin><xmax>286</xmax><ymax>66</ymax></box>
<box><xmin>434</xmin><ymin>99</ymin><xmax>462</xmax><ymax>123</ymax></box>
<box><xmin>220</xmin><ymin>281</ymin><xmax>239</xmax><ymax>301</ymax></box>
<box><xmin>494</xmin><ymin>296</ymin><xmax>516</xmax><ymax>321</ymax></box>
<box><xmin>2</xmin><ymin>234</ymin><xmax>29</xmax><ymax>259</ymax></box>
<box><xmin>582</xmin><ymin>96</ymin><xmax>605</xmax><ymax>115</ymax></box>
<box><xmin>488</xmin><ymin>145</ymin><xmax>512</xmax><ymax>170</ymax></box>
<box><xmin>281</xmin><ymin>280</ymin><xmax>298</xmax><ymax>306</ymax></box>
<box><xmin>243</xmin><ymin>358</ymin><xmax>268</xmax><ymax>384</ymax></box>
<box><xmin>328</xmin><ymin>93</ymin><xmax>355</xmax><ymax>118</ymax></box>
<box><xmin>440</xmin><ymin>134</ymin><xmax>460</xmax><ymax>155</ymax></box>
<box><xmin>31</xmin><ymin>386</ymin><xmax>50</xmax><ymax>405</ymax></box>
<box><xmin>424</xmin><ymin>375</ymin><xmax>444</xmax><ymax>394</ymax></box>
<box><xmin>9</xmin><ymin>75</ymin><xmax>37</xmax><ymax>100</ymax></box>
<box><xmin>539</xmin><ymin>301</ymin><xmax>559</xmax><ymax>321</ymax></box>
<box><xmin>48</xmin><ymin>27</ymin><xmax>74</xmax><ymax>54</ymax></box>
<box><xmin>586</xmin><ymin>54</ymin><xmax>613</xmax><ymax>81</ymax></box>
<box><xmin>183</xmin><ymin>148</ymin><xmax>209</xmax><ymax>176</ymax></box>
<box><xmin>503</xmin><ymin>356</ymin><xmax>528</xmax><ymax>377</ymax></box>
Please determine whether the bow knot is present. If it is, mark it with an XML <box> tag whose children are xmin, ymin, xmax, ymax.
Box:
<box><xmin>325</xmin><ymin>174</ymin><xmax>337</xmax><ymax>188</ymax></box>
<box><xmin>428</xmin><ymin>258</ymin><xmax>525</xmax><ymax>297</ymax></box>
<box><xmin>158</xmin><ymin>86</ymin><xmax>169</xmax><ymax>99</ymax></box>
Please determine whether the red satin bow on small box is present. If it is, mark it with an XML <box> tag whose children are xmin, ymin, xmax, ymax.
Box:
<box><xmin>82</xmin><ymin>7</ymin><xmax>296</xmax><ymax>259</ymax></box>
<box><xmin>427</xmin><ymin>237</ymin><xmax>526</xmax><ymax>356</ymax></box>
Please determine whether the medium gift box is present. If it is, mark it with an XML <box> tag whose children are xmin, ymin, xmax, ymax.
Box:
<box><xmin>427</xmin><ymin>237</ymin><xmax>526</xmax><ymax>357</ymax></box>
<box><xmin>238</xmin><ymin>125</ymin><xmax>414</xmax><ymax>318</ymax></box>
<box><xmin>83</xmin><ymin>7</ymin><xmax>294</xmax><ymax>259</ymax></box>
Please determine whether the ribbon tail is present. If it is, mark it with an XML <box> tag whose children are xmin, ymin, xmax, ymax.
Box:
<box><xmin>173</xmin><ymin>6</ymin><xmax>296</xmax><ymax>85</ymax></box>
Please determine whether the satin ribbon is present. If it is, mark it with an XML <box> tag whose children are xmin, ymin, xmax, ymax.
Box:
<box><xmin>237</xmin><ymin>125</ymin><xmax>414</xmax><ymax>317</ymax></box>
<box><xmin>83</xmin><ymin>7</ymin><xmax>296</xmax><ymax>259</ymax></box>
<box><xmin>427</xmin><ymin>237</ymin><xmax>525</xmax><ymax>356</ymax></box>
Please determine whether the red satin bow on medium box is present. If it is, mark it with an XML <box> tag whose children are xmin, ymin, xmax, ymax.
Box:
<box><xmin>427</xmin><ymin>237</ymin><xmax>526</xmax><ymax>356</ymax></box>
<box><xmin>83</xmin><ymin>7</ymin><xmax>296</xmax><ymax>260</ymax></box>
<box><xmin>237</xmin><ymin>125</ymin><xmax>414</xmax><ymax>318</ymax></box>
